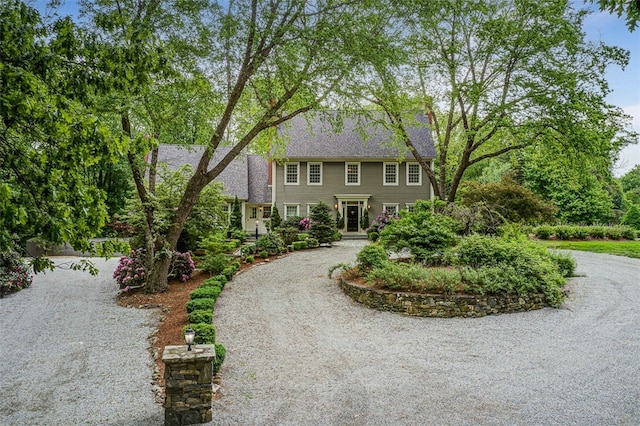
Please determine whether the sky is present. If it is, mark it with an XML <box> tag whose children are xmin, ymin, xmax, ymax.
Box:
<box><xmin>35</xmin><ymin>1</ymin><xmax>640</xmax><ymax>176</ymax></box>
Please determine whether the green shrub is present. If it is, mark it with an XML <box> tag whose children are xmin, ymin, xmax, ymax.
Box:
<box><xmin>366</xmin><ymin>261</ymin><xmax>461</xmax><ymax>294</ymax></box>
<box><xmin>187</xmin><ymin>309</ymin><xmax>213</xmax><ymax>325</ymax></box>
<box><xmin>292</xmin><ymin>240</ymin><xmax>308</xmax><ymax>250</ymax></box>
<box><xmin>214</xmin><ymin>343</ymin><xmax>226</xmax><ymax>374</ymax></box>
<box><xmin>379</xmin><ymin>204</ymin><xmax>459</xmax><ymax>265</ymax></box>
<box><xmin>186</xmin><ymin>298</ymin><xmax>216</xmax><ymax>313</ymax></box>
<box><xmin>534</xmin><ymin>225</ymin><xmax>553</xmax><ymax>240</ymax></box>
<box><xmin>588</xmin><ymin>226</ymin><xmax>607</xmax><ymax>239</ymax></box>
<box><xmin>190</xmin><ymin>286</ymin><xmax>221</xmax><ymax>300</ymax></box>
<box><xmin>621</xmin><ymin>204</ymin><xmax>640</xmax><ymax>231</ymax></box>
<box><xmin>310</xmin><ymin>202</ymin><xmax>339</xmax><ymax>244</ymax></box>
<box><xmin>554</xmin><ymin>226</ymin><xmax>572</xmax><ymax>240</ymax></box>
<box><xmin>571</xmin><ymin>226</ymin><xmax>589</xmax><ymax>240</ymax></box>
<box><xmin>605</xmin><ymin>227</ymin><xmax>623</xmax><ymax>240</ymax></box>
<box><xmin>549</xmin><ymin>251</ymin><xmax>577</xmax><ymax>278</ymax></box>
<box><xmin>259</xmin><ymin>250</ymin><xmax>269</xmax><ymax>259</ymax></box>
<box><xmin>229</xmin><ymin>229</ymin><xmax>249</xmax><ymax>243</ymax></box>
<box><xmin>368</xmin><ymin>231</ymin><xmax>379</xmax><ymax>242</ymax></box>
<box><xmin>297</xmin><ymin>233</ymin><xmax>310</xmax><ymax>241</ymax></box>
<box><xmin>245</xmin><ymin>255</ymin><xmax>255</xmax><ymax>263</ymax></box>
<box><xmin>356</xmin><ymin>244</ymin><xmax>388</xmax><ymax>271</ymax></box>
<box><xmin>241</xmin><ymin>244</ymin><xmax>257</xmax><ymax>256</ymax></box>
<box><xmin>185</xmin><ymin>323</ymin><xmax>216</xmax><ymax>344</ymax></box>
<box><xmin>620</xmin><ymin>226</ymin><xmax>637</xmax><ymax>240</ymax></box>
<box><xmin>203</xmin><ymin>274</ymin><xmax>227</xmax><ymax>286</ymax></box>
<box><xmin>278</xmin><ymin>227</ymin><xmax>300</xmax><ymax>246</ymax></box>
<box><xmin>202</xmin><ymin>253</ymin><xmax>230</xmax><ymax>275</ymax></box>
<box><xmin>230</xmin><ymin>261</ymin><xmax>240</xmax><ymax>271</ymax></box>
<box><xmin>255</xmin><ymin>232</ymin><xmax>286</xmax><ymax>255</ymax></box>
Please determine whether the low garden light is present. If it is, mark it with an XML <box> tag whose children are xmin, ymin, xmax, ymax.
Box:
<box><xmin>184</xmin><ymin>326</ymin><xmax>195</xmax><ymax>351</ymax></box>
<box><xmin>255</xmin><ymin>219</ymin><xmax>259</xmax><ymax>239</ymax></box>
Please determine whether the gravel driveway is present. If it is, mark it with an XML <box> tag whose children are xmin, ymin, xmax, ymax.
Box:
<box><xmin>1</xmin><ymin>245</ymin><xmax>639</xmax><ymax>425</ymax></box>
<box><xmin>210</xmin><ymin>243</ymin><xmax>640</xmax><ymax>425</ymax></box>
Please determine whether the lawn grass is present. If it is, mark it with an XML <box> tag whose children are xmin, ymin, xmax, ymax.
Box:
<box><xmin>538</xmin><ymin>240</ymin><xmax>640</xmax><ymax>259</ymax></box>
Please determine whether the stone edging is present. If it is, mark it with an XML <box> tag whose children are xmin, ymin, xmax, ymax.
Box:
<box><xmin>338</xmin><ymin>278</ymin><xmax>549</xmax><ymax>318</ymax></box>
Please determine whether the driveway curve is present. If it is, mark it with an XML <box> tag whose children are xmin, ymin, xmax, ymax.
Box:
<box><xmin>211</xmin><ymin>243</ymin><xmax>640</xmax><ymax>425</ymax></box>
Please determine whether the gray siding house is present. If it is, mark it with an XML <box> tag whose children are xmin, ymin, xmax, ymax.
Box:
<box><xmin>157</xmin><ymin>112</ymin><xmax>436</xmax><ymax>235</ymax></box>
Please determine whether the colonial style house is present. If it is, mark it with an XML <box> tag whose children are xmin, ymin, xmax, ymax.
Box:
<box><xmin>157</xmin><ymin>112</ymin><xmax>436</xmax><ymax>235</ymax></box>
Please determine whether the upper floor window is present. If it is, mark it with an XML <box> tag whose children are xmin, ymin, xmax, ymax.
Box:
<box><xmin>384</xmin><ymin>162</ymin><xmax>399</xmax><ymax>186</ymax></box>
<box><xmin>345</xmin><ymin>162</ymin><xmax>360</xmax><ymax>185</ymax></box>
<box><xmin>307</xmin><ymin>162</ymin><xmax>323</xmax><ymax>185</ymax></box>
<box><xmin>285</xmin><ymin>162</ymin><xmax>299</xmax><ymax>185</ymax></box>
<box><xmin>407</xmin><ymin>162</ymin><xmax>422</xmax><ymax>186</ymax></box>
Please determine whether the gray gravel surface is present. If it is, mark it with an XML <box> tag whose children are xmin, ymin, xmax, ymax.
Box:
<box><xmin>0</xmin><ymin>257</ymin><xmax>163</xmax><ymax>426</ymax></box>
<box><xmin>1</xmin><ymin>246</ymin><xmax>639</xmax><ymax>426</ymax></box>
<box><xmin>210</xmin><ymin>244</ymin><xmax>640</xmax><ymax>426</ymax></box>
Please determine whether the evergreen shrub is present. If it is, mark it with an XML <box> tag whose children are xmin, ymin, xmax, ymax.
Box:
<box><xmin>190</xmin><ymin>286</ymin><xmax>221</xmax><ymax>300</ymax></box>
<box><xmin>186</xmin><ymin>298</ymin><xmax>216</xmax><ymax>313</ymax></box>
<box><xmin>187</xmin><ymin>309</ymin><xmax>213</xmax><ymax>325</ymax></box>
<box><xmin>185</xmin><ymin>323</ymin><xmax>216</xmax><ymax>345</ymax></box>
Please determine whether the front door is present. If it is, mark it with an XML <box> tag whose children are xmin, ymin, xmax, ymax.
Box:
<box><xmin>347</xmin><ymin>205</ymin><xmax>359</xmax><ymax>232</ymax></box>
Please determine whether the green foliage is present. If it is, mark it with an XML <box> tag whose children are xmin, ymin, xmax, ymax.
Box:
<box><xmin>214</xmin><ymin>343</ymin><xmax>226</xmax><ymax>374</ymax></box>
<box><xmin>594</xmin><ymin>0</ymin><xmax>640</xmax><ymax>31</ymax></box>
<box><xmin>292</xmin><ymin>241</ymin><xmax>308</xmax><ymax>250</ymax></box>
<box><xmin>187</xmin><ymin>309</ymin><xmax>213</xmax><ymax>325</ymax></box>
<box><xmin>459</xmin><ymin>177</ymin><xmax>557</xmax><ymax>223</ymax></box>
<box><xmin>229</xmin><ymin>196</ymin><xmax>243</xmax><ymax>231</ymax></box>
<box><xmin>228</xmin><ymin>229</ymin><xmax>249</xmax><ymax>243</ymax></box>
<box><xmin>201</xmin><ymin>275</ymin><xmax>227</xmax><ymax>288</ymax></box>
<box><xmin>549</xmin><ymin>252</ymin><xmax>577</xmax><ymax>278</ymax></box>
<box><xmin>202</xmin><ymin>253</ymin><xmax>230</xmax><ymax>275</ymax></box>
<box><xmin>534</xmin><ymin>225</ymin><xmax>553</xmax><ymax>240</ymax></box>
<box><xmin>270</xmin><ymin>206</ymin><xmax>282</xmax><ymax>229</ymax></box>
<box><xmin>538</xmin><ymin>240</ymin><xmax>640</xmax><ymax>259</ymax></box>
<box><xmin>356</xmin><ymin>244</ymin><xmax>388</xmax><ymax>271</ymax></box>
<box><xmin>532</xmin><ymin>225</ymin><xmax>637</xmax><ymax>240</ymax></box>
<box><xmin>621</xmin><ymin>204</ymin><xmax>640</xmax><ymax>230</ymax></box>
<box><xmin>379</xmin><ymin>203</ymin><xmax>459</xmax><ymax>265</ymax></box>
<box><xmin>0</xmin><ymin>250</ymin><xmax>33</xmax><ymax>296</ymax></box>
<box><xmin>186</xmin><ymin>298</ymin><xmax>216</xmax><ymax>313</ymax></box>
<box><xmin>366</xmin><ymin>261</ymin><xmax>462</xmax><ymax>294</ymax></box>
<box><xmin>336</xmin><ymin>210</ymin><xmax>345</xmax><ymax>230</ymax></box>
<box><xmin>190</xmin><ymin>286</ymin><xmax>222</xmax><ymax>301</ymax></box>
<box><xmin>259</xmin><ymin>250</ymin><xmax>269</xmax><ymax>259</ymax></box>
<box><xmin>282</xmin><ymin>216</ymin><xmax>305</xmax><ymax>230</ymax></box>
<box><xmin>360</xmin><ymin>209</ymin><xmax>370</xmax><ymax>230</ymax></box>
<box><xmin>245</xmin><ymin>255</ymin><xmax>255</xmax><ymax>263</ymax></box>
<box><xmin>306</xmin><ymin>238</ymin><xmax>319</xmax><ymax>248</ymax></box>
<box><xmin>278</xmin><ymin>227</ymin><xmax>300</xmax><ymax>246</ymax></box>
<box><xmin>255</xmin><ymin>232</ymin><xmax>286</xmax><ymax>255</ymax></box>
<box><xmin>368</xmin><ymin>232</ymin><xmax>380</xmax><ymax>242</ymax></box>
<box><xmin>309</xmin><ymin>202</ymin><xmax>339</xmax><ymax>244</ymax></box>
<box><xmin>179</xmin><ymin>182</ymin><xmax>227</xmax><ymax>252</ymax></box>
<box><xmin>185</xmin><ymin>323</ymin><xmax>216</xmax><ymax>345</ymax></box>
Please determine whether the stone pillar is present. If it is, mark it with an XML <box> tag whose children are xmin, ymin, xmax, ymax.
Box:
<box><xmin>163</xmin><ymin>345</ymin><xmax>216</xmax><ymax>426</ymax></box>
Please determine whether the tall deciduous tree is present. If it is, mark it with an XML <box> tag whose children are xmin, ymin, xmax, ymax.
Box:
<box><xmin>366</xmin><ymin>0</ymin><xmax>636</xmax><ymax>203</ymax></box>
<box><xmin>0</xmin><ymin>1</ymin><xmax>124</xmax><ymax>271</ymax></box>
<box><xmin>78</xmin><ymin>0</ymin><xmax>393</xmax><ymax>292</ymax></box>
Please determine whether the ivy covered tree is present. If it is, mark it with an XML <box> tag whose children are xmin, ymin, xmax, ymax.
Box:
<box><xmin>309</xmin><ymin>201</ymin><xmax>338</xmax><ymax>245</ymax></box>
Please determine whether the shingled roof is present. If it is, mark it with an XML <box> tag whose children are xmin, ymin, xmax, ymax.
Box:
<box><xmin>275</xmin><ymin>111</ymin><xmax>436</xmax><ymax>160</ymax></box>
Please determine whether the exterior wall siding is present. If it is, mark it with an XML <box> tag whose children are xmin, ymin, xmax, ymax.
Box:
<box><xmin>274</xmin><ymin>161</ymin><xmax>431</xmax><ymax>229</ymax></box>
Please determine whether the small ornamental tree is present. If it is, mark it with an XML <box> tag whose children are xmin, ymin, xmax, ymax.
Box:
<box><xmin>309</xmin><ymin>201</ymin><xmax>338</xmax><ymax>244</ymax></box>
<box><xmin>229</xmin><ymin>196</ymin><xmax>243</xmax><ymax>231</ymax></box>
<box><xmin>336</xmin><ymin>210</ymin><xmax>344</xmax><ymax>230</ymax></box>
<box><xmin>360</xmin><ymin>209</ymin><xmax>370</xmax><ymax>230</ymax></box>
<box><xmin>621</xmin><ymin>204</ymin><xmax>640</xmax><ymax>230</ymax></box>
<box><xmin>270</xmin><ymin>205</ymin><xmax>282</xmax><ymax>229</ymax></box>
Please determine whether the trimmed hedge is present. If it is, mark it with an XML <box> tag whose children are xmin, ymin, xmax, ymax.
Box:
<box><xmin>214</xmin><ymin>344</ymin><xmax>226</xmax><ymax>374</ymax></box>
<box><xmin>184</xmin><ymin>323</ymin><xmax>216</xmax><ymax>345</ymax></box>
<box><xmin>187</xmin><ymin>309</ymin><xmax>213</xmax><ymax>325</ymax></box>
<box><xmin>186</xmin><ymin>298</ymin><xmax>216</xmax><ymax>313</ymax></box>
<box><xmin>190</xmin><ymin>286</ymin><xmax>221</xmax><ymax>300</ymax></box>
<box><xmin>533</xmin><ymin>225</ymin><xmax>637</xmax><ymax>241</ymax></box>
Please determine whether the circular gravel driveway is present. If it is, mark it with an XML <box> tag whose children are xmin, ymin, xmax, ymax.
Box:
<box><xmin>210</xmin><ymin>243</ymin><xmax>640</xmax><ymax>425</ymax></box>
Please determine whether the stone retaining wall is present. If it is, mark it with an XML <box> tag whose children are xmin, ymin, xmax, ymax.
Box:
<box><xmin>339</xmin><ymin>279</ymin><xmax>549</xmax><ymax>317</ymax></box>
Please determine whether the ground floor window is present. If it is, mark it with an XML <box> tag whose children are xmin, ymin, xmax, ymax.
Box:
<box><xmin>262</xmin><ymin>206</ymin><xmax>271</xmax><ymax>218</ymax></box>
<box><xmin>284</xmin><ymin>204</ymin><xmax>299</xmax><ymax>219</ymax></box>
<box><xmin>405</xmin><ymin>203</ymin><xmax>415</xmax><ymax>212</ymax></box>
<box><xmin>249</xmin><ymin>206</ymin><xmax>258</xmax><ymax>219</ymax></box>
<box><xmin>383</xmin><ymin>203</ymin><xmax>399</xmax><ymax>214</ymax></box>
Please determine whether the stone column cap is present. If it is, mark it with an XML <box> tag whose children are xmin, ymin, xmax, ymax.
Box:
<box><xmin>163</xmin><ymin>345</ymin><xmax>216</xmax><ymax>363</ymax></box>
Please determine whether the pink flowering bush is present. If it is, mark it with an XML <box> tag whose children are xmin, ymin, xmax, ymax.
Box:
<box><xmin>299</xmin><ymin>217</ymin><xmax>312</xmax><ymax>231</ymax></box>
<box><xmin>114</xmin><ymin>249</ymin><xmax>195</xmax><ymax>290</ymax></box>
<box><xmin>113</xmin><ymin>248</ymin><xmax>146</xmax><ymax>290</ymax></box>
<box><xmin>170</xmin><ymin>251</ymin><xmax>195</xmax><ymax>282</ymax></box>
<box><xmin>0</xmin><ymin>251</ymin><xmax>33</xmax><ymax>297</ymax></box>
<box><xmin>367</xmin><ymin>210</ymin><xmax>399</xmax><ymax>234</ymax></box>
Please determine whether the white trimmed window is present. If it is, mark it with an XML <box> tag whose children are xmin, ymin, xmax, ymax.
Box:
<box><xmin>285</xmin><ymin>162</ymin><xmax>299</xmax><ymax>185</ymax></box>
<box><xmin>307</xmin><ymin>203</ymin><xmax>317</xmax><ymax>215</ymax></box>
<box><xmin>406</xmin><ymin>162</ymin><xmax>422</xmax><ymax>186</ymax></box>
<box><xmin>345</xmin><ymin>162</ymin><xmax>360</xmax><ymax>185</ymax></box>
<box><xmin>262</xmin><ymin>206</ymin><xmax>271</xmax><ymax>218</ymax></box>
<box><xmin>249</xmin><ymin>207</ymin><xmax>258</xmax><ymax>219</ymax></box>
<box><xmin>405</xmin><ymin>203</ymin><xmax>415</xmax><ymax>212</ymax></box>
<box><xmin>307</xmin><ymin>162</ymin><xmax>322</xmax><ymax>185</ymax></box>
<box><xmin>383</xmin><ymin>162</ymin><xmax>399</xmax><ymax>186</ymax></box>
<box><xmin>284</xmin><ymin>204</ymin><xmax>300</xmax><ymax>219</ymax></box>
<box><xmin>383</xmin><ymin>203</ymin><xmax>399</xmax><ymax>214</ymax></box>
